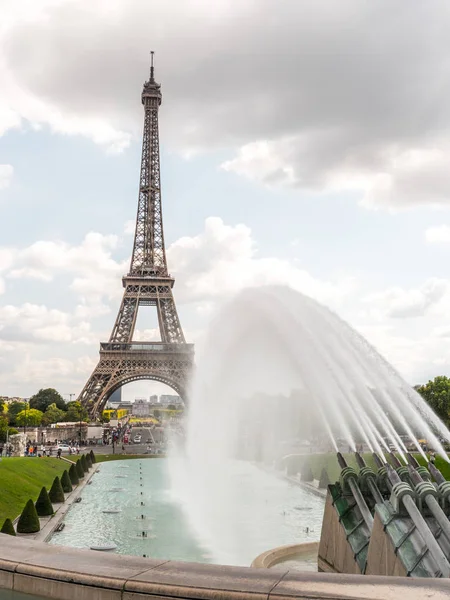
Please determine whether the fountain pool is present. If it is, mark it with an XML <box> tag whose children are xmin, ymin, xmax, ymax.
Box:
<box><xmin>49</xmin><ymin>458</ymin><xmax>324</xmax><ymax>566</ymax></box>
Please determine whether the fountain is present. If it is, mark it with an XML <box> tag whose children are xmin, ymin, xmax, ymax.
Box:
<box><xmin>171</xmin><ymin>285</ymin><xmax>450</xmax><ymax>567</ymax></box>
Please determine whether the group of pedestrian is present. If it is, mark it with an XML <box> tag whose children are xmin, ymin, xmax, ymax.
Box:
<box><xmin>0</xmin><ymin>444</ymin><xmax>12</xmax><ymax>457</ymax></box>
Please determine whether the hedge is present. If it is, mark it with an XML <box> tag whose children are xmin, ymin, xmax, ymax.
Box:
<box><xmin>35</xmin><ymin>486</ymin><xmax>54</xmax><ymax>516</ymax></box>
<box><xmin>49</xmin><ymin>476</ymin><xmax>65</xmax><ymax>503</ymax></box>
<box><xmin>17</xmin><ymin>499</ymin><xmax>40</xmax><ymax>534</ymax></box>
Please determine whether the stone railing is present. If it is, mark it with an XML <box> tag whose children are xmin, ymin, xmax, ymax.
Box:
<box><xmin>0</xmin><ymin>535</ymin><xmax>449</xmax><ymax>600</ymax></box>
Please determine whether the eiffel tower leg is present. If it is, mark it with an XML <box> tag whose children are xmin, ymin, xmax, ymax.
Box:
<box><xmin>78</xmin><ymin>361</ymin><xmax>114</xmax><ymax>417</ymax></box>
<box><xmin>110</xmin><ymin>297</ymin><xmax>139</xmax><ymax>344</ymax></box>
<box><xmin>159</xmin><ymin>296</ymin><xmax>185</xmax><ymax>343</ymax></box>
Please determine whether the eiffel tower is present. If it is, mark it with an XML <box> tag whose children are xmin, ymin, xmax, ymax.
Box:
<box><xmin>79</xmin><ymin>53</ymin><xmax>194</xmax><ymax>418</ymax></box>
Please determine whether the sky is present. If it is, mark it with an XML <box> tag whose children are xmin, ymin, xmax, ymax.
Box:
<box><xmin>1</xmin><ymin>0</ymin><xmax>450</xmax><ymax>401</ymax></box>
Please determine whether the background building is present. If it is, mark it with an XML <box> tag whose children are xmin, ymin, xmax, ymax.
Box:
<box><xmin>132</xmin><ymin>398</ymin><xmax>150</xmax><ymax>417</ymax></box>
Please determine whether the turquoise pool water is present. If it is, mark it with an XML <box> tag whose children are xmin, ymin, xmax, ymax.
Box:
<box><xmin>49</xmin><ymin>458</ymin><xmax>324</xmax><ymax>566</ymax></box>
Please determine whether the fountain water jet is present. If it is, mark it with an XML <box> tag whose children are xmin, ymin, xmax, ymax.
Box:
<box><xmin>171</xmin><ymin>285</ymin><xmax>450</xmax><ymax>565</ymax></box>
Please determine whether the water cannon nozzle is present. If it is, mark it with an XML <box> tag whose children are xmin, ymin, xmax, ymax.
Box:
<box><xmin>407</xmin><ymin>453</ymin><xmax>420</xmax><ymax>468</ymax></box>
<box><xmin>389</xmin><ymin>452</ymin><xmax>402</xmax><ymax>469</ymax></box>
<box><xmin>337</xmin><ymin>452</ymin><xmax>348</xmax><ymax>470</ymax></box>
<box><xmin>355</xmin><ymin>452</ymin><xmax>366</xmax><ymax>469</ymax></box>
<box><xmin>373</xmin><ymin>452</ymin><xmax>384</xmax><ymax>470</ymax></box>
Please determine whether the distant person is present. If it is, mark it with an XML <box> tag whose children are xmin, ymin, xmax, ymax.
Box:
<box><xmin>429</xmin><ymin>451</ymin><xmax>436</xmax><ymax>464</ymax></box>
<box><xmin>57</xmin><ymin>448</ymin><xmax>62</xmax><ymax>459</ymax></box>
<box><xmin>0</xmin><ymin>445</ymin><xmax>3</xmax><ymax>458</ymax></box>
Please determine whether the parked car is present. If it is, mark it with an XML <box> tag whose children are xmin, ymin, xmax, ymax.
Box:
<box><xmin>56</xmin><ymin>444</ymin><xmax>71</xmax><ymax>452</ymax></box>
<box><xmin>133</xmin><ymin>435</ymin><xmax>141</xmax><ymax>443</ymax></box>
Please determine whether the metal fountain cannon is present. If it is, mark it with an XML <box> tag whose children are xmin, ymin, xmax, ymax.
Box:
<box><xmin>318</xmin><ymin>450</ymin><xmax>450</xmax><ymax>577</ymax></box>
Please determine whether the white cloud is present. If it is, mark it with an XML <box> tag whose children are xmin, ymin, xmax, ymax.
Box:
<box><xmin>2</xmin><ymin>2</ymin><xmax>450</xmax><ymax>206</ymax></box>
<box><xmin>7</xmin><ymin>232</ymin><xmax>126</xmax><ymax>304</ymax></box>
<box><xmin>425</xmin><ymin>225</ymin><xmax>450</xmax><ymax>244</ymax></box>
<box><xmin>0</xmin><ymin>302</ymin><xmax>96</xmax><ymax>344</ymax></box>
<box><xmin>7</xmin><ymin>353</ymin><xmax>97</xmax><ymax>388</ymax></box>
<box><xmin>363</xmin><ymin>278</ymin><xmax>449</xmax><ymax>319</ymax></box>
<box><xmin>0</xmin><ymin>164</ymin><xmax>13</xmax><ymax>190</ymax></box>
<box><xmin>168</xmin><ymin>217</ymin><xmax>356</xmax><ymax>308</ymax></box>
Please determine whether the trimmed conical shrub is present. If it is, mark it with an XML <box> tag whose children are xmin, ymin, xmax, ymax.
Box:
<box><xmin>49</xmin><ymin>476</ymin><xmax>65</xmax><ymax>503</ymax></box>
<box><xmin>69</xmin><ymin>463</ymin><xmax>79</xmax><ymax>485</ymax></box>
<box><xmin>17</xmin><ymin>499</ymin><xmax>40</xmax><ymax>534</ymax></box>
<box><xmin>1</xmin><ymin>518</ymin><xmax>16</xmax><ymax>536</ymax></box>
<box><xmin>35</xmin><ymin>486</ymin><xmax>54</xmax><ymax>516</ymax></box>
<box><xmin>319</xmin><ymin>468</ymin><xmax>330</xmax><ymax>489</ymax></box>
<box><xmin>61</xmin><ymin>470</ymin><xmax>73</xmax><ymax>493</ymax></box>
<box><xmin>81</xmin><ymin>454</ymin><xmax>88</xmax><ymax>473</ymax></box>
<box><xmin>90</xmin><ymin>450</ymin><xmax>96</xmax><ymax>464</ymax></box>
<box><xmin>301</xmin><ymin>462</ymin><xmax>314</xmax><ymax>482</ymax></box>
<box><xmin>86</xmin><ymin>453</ymin><xmax>92</xmax><ymax>468</ymax></box>
<box><xmin>76</xmin><ymin>459</ymin><xmax>84</xmax><ymax>479</ymax></box>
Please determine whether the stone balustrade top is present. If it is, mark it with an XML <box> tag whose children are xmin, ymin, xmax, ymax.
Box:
<box><xmin>0</xmin><ymin>535</ymin><xmax>449</xmax><ymax>600</ymax></box>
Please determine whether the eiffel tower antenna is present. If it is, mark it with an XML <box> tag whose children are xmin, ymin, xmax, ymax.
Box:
<box><xmin>150</xmin><ymin>50</ymin><xmax>155</xmax><ymax>82</ymax></box>
<box><xmin>78</xmin><ymin>55</ymin><xmax>194</xmax><ymax>419</ymax></box>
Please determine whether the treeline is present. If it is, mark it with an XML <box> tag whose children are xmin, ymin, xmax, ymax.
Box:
<box><xmin>0</xmin><ymin>388</ymin><xmax>89</xmax><ymax>442</ymax></box>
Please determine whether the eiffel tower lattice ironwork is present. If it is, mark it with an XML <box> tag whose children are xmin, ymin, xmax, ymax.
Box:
<box><xmin>78</xmin><ymin>54</ymin><xmax>194</xmax><ymax>418</ymax></box>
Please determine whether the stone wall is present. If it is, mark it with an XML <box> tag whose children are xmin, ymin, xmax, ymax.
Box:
<box><xmin>318</xmin><ymin>491</ymin><xmax>362</xmax><ymax>574</ymax></box>
<box><xmin>365</xmin><ymin>512</ymin><xmax>408</xmax><ymax>577</ymax></box>
<box><xmin>8</xmin><ymin>433</ymin><xmax>26</xmax><ymax>457</ymax></box>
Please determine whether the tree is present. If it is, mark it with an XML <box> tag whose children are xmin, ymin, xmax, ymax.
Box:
<box><xmin>153</xmin><ymin>409</ymin><xmax>161</xmax><ymax>419</ymax></box>
<box><xmin>1</xmin><ymin>518</ymin><xmax>16</xmax><ymax>536</ymax></box>
<box><xmin>64</xmin><ymin>401</ymin><xmax>88</xmax><ymax>423</ymax></box>
<box><xmin>69</xmin><ymin>464</ymin><xmax>79</xmax><ymax>485</ymax></box>
<box><xmin>167</xmin><ymin>404</ymin><xmax>176</xmax><ymax>411</ymax></box>
<box><xmin>0</xmin><ymin>416</ymin><xmax>9</xmax><ymax>443</ymax></box>
<box><xmin>61</xmin><ymin>470</ymin><xmax>73</xmax><ymax>493</ymax></box>
<box><xmin>7</xmin><ymin>401</ymin><xmax>27</xmax><ymax>426</ymax></box>
<box><xmin>49</xmin><ymin>476</ymin><xmax>65</xmax><ymax>503</ymax></box>
<box><xmin>29</xmin><ymin>388</ymin><xmax>66</xmax><ymax>412</ymax></box>
<box><xmin>81</xmin><ymin>454</ymin><xmax>89</xmax><ymax>472</ymax></box>
<box><xmin>17</xmin><ymin>499</ymin><xmax>40</xmax><ymax>534</ymax></box>
<box><xmin>16</xmin><ymin>408</ymin><xmax>43</xmax><ymax>427</ymax></box>
<box><xmin>416</xmin><ymin>376</ymin><xmax>450</xmax><ymax>425</ymax></box>
<box><xmin>35</xmin><ymin>487</ymin><xmax>54</xmax><ymax>516</ymax></box>
<box><xmin>76</xmin><ymin>459</ymin><xmax>84</xmax><ymax>479</ymax></box>
<box><xmin>41</xmin><ymin>403</ymin><xmax>66</xmax><ymax>426</ymax></box>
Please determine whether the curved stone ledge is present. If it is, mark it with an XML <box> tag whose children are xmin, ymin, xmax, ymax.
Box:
<box><xmin>0</xmin><ymin>534</ymin><xmax>449</xmax><ymax>600</ymax></box>
<box><xmin>251</xmin><ymin>542</ymin><xmax>319</xmax><ymax>569</ymax></box>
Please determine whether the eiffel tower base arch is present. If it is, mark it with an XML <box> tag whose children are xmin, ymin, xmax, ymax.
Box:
<box><xmin>79</xmin><ymin>343</ymin><xmax>194</xmax><ymax>419</ymax></box>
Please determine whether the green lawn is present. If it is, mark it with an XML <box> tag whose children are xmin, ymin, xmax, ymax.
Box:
<box><xmin>0</xmin><ymin>457</ymin><xmax>70</xmax><ymax>523</ymax></box>
<box><xmin>288</xmin><ymin>452</ymin><xmax>450</xmax><ymax>482</ymax></box>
